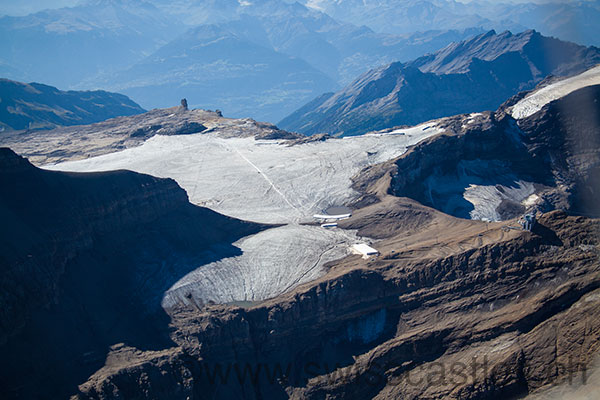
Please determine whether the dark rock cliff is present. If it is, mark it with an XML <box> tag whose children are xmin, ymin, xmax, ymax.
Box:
<box><xmin>0</xmin><ymin>148</ymin><xmax>265</xmax><ymax>399</ymax></box>
<box><xmin>387</xmin><ymin>85</ymin><xmax>600</xmax><ymax>220</ymax></box>
<box><xmin>71</xmin><ymin>210</ymin><xmax>600</xmax><ymax>400</ymax></box>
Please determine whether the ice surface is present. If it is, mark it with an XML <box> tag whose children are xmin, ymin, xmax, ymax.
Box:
<box><xmin>510</xmin><ymin>65</ymin><xmax>600</xmax><ymax>120</ymax></box>
<box><xmin>45</xmin><ymin>122</ymin><xmax>442</xmax><ymax>305</ymax></box>
<box><xmin>161</xmin><ymin>224</ymin><xmax>361</xmax><ymax>307</ymax></box>
<box><xmin>421</xmin><ymin>159</ymin><xmax>536</xmax><ymax>221</ymax></box>
<box><xmin>463</xmin><ymin>180</ymin><xmax>535</xmax><ymax>221</ymax></box>
<box><xmin>45</xmin><ymin>121</ymin><xmax>442</xmax><ymax>224</ymax></box>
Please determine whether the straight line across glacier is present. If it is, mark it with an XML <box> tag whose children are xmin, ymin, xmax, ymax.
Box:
<box><xmin>230</xmin><ymin>144</ymin><xmax>302</xmax><ymax>219</ymax></box>
<box><xmin>44</xmin><ymin>121</ymin><xmax>443</xmax><ymax>305</ymax></box>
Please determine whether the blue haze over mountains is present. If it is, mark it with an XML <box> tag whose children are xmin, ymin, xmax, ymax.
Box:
<box><xmin>1</xmin><ymin>0</ymin><xmax>599</xmax><ymax>123</ymax></box>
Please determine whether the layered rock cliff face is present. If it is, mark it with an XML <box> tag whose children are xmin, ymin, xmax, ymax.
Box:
<box><xmin>0</xmin><ymin>148</ymin><xmax>265</xmax><ymax>399</ymax></box>
<box><xmin>71</xmin><ymin>207</ymin><xmax>600</xmax><ymax>400</ymax></box>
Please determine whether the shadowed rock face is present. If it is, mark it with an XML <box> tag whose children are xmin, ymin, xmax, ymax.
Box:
<box><xmin>0</xmin><ymin>148</ymin><xmax>265</xmax><ymax>399</ymax></box>
<box><xmin>0</xmin><ymin>79</ymin><xmax>145</xmax><ymax>131</ymax></box>
<box><xmin>279</xmin><ymin>30</ymin><xmax>600</xmax><ymax>137</ymax></box>
<box><xmin>386</xmin><ymin>85</ymin><xmax>600</xmax><ymax>221</ymax></box>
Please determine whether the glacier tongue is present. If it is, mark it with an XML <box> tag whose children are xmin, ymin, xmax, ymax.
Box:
<box><xmin>161</xmin><ymin>224</ymin><xmax>361</xmax><ymax>307</ymax></box>
<box><xmin>44</xmin><ymin>122</ymin><xmax>442</xmax><ymax>305</ymax></box>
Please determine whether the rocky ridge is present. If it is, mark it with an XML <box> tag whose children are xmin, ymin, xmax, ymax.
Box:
<box><xmin>279</xmin><ymin>30</ymin><xmax>600</xmax><ymax>136</ymax></box>
<box><xmin>0</xmin><ymin>78</ymin><xmax>145</xmax><ymax>131</ymax></box>
<box><xmin>70</xmin><ymin>191</ymin><xmax>600</xmax><ymax>400</ymax></box>
<box><xmin>381</xmin><ymin>84</ymin><xmax>600</xmax><ymax>220</ymax></box>
<box><xmin>0</xmin><ymin>106</ymin><xmax>299</xmax><ymax>165</ymax></box>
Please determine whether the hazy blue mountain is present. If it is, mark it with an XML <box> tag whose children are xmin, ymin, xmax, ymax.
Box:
<box><xmin>0</xmin><ymin>1</ymin><xmax>79</xmax><ymax>16</ymax></box>
<box><xmin>301</xmin><ymin>0</ymin><xmax>515</xmax><ymax>34</ymax></box>
<box><xmin>90</xmin><ymin>2</ymin><xmax>483</xmax><ymax>122</ymax></box>
<box><xmin>302</xmin><ymin>0</ymin><xmax>600</xmax><ymax>47</ymax></box>
<box><xmin>235</xmin><ymin>1</ymin><xmax>485</xmax><ymax>84</ymax></box>
<box><xmin>0</xmin><ymin>0</ymin><xmax>182</xmax><ymax>88</ymax></box>
<box><xmin>483</xmin><ymin>1</ymin><xmax>600</xmax><ymax>47</ymax></box>
<box><xmin>279</xmin><ymin>30</ymin><xmax>600</xmax><ymax>136</ymax></box>
<box><xmin>99</xmin><ymin>20</ymin><xmax>338</xmax><ymax>122</ymax></box>
<box><xmin>0</xmin><ymin>79</ymin><xmax>145</xmax><ymax>131</ymax></box>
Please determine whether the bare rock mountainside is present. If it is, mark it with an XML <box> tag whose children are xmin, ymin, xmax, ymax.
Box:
<box><xmin>0</xmin><ymin>106</ymin><xmax>299</xmax><ymax>165</ymax></box>
<box><xmin>379</xmin><ymin>84</ymin><xmax>600</xmax><ymax>221</ymax></box>
<box><xmin>0</xmin><ymin>66</ymin><xmax>598</xmax><ymax>399</ymax></box>
<box><xmin>0</xmin><ymin>79</ymin><xmax>145</xmax><ymax>131</ymax></box>
<box><xmin>0</xmin><ymin>148</ymin><xmax>265</xmax><ymax>399</ymax></box>
<box><xmin>279</xmin><ymin>29</ymin><xmax>600</xmax><ymax>136</ymax></box>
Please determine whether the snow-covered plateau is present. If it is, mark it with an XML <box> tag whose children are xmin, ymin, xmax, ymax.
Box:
<box><xmin>45</xmin><ymin>122</ymin><xmax>443</xmax><ymax>305</ymax></box>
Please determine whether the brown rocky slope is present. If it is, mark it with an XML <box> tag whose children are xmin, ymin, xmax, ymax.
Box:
<box><xmin>71</xmin><ymin>199</ymin><xmax>600</xmax><ymax>400</ymax></box>
<box><xmin>68</xmin><ymin>144</ymin><xmax>600</xmax><ymax>399</ymax></box>
<box><xmin>2</xmin><ymin>87</ymin><xmax>599</xmax><ymax>400</ymax></box>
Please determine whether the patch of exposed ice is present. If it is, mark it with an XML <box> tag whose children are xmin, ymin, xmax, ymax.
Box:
<box><xmin>161</xmin><ymin>224</ymin><xmax>360</xmax><ymax>307</ymax></box>
<box><xmin>386</xmin><ymin>121</ymin><xmax>439</xmax><ymax>136</ymax></box>
<box><xmin>510</xmin><ymin>65</ymin><xmax>600</xmax><ymax>119</ymax></box>
<box><xmin>421</xmin><ymin>159</ymin><xmax>536</xmax><ymax>221</ymax></box>
<box><xmin>464</xmin><ymin>180</ymin><xmax>535</xmax><ymax>221</ymax></box>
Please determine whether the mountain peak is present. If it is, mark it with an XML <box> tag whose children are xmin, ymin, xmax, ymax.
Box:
<box><xmin>280</xmin><ymin>30</ymin><xmax>600</xmax><ymax>136</ymax></box>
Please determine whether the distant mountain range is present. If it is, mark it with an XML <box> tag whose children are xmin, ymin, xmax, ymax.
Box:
<box><xmin>86</xmin><ymin>1</ymin><xmax>485</xmax><ymax>122</ymax></box>
<box><xmin>0</xmin><ymin>0</ymin><xmax>182</xmax><ymax>89</ymax></box>
<box><xmin>0</xmin><ymin>78</ymin><xmax>144</xmax><ymax>131</ymax></box>
<box><xmin>2</xmin><ymin>0</ymin><xmax>599</xmax><ymax>124</ymax></box>
<box><xmin>0</xmin><ymin>0</ymin><xmax>483</xmax><ymax>123</ymax></box>
<box><xmin>301</xmin><ymin>0</ymin><xmax>600</xmax><ymax>47</ymax></box>
<box><xmin>279</xmin><ymin>30</ymin><xmax>600</xmax><ymax>136</ymax></box>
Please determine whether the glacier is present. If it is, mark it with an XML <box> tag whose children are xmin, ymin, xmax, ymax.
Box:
<box><xmin>45</xmin><ymin>122</ymin><xmax>442</xmax><ymax>306</ymax></box>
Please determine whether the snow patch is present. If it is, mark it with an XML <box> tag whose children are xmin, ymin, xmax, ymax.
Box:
<box><xmin>522</xmin><ymin>193</ymin><xmax>540</xmax><ymax>207</ymax></box>
<box><xmin>510</xmin><ymin>65</ymin><xmax>600</xmax><ymax>119</ymax></box>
